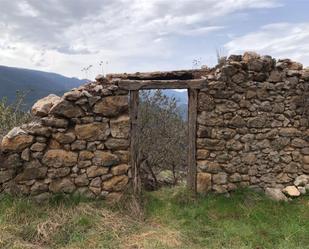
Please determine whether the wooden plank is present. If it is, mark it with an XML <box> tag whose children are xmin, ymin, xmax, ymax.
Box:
<box><xmin>187</xmin><ymin>89</ymin><xmax>198</xmax><ymax>193</ymax></box>
<box><xmin>116</xmin><ymin>79</ymin><xmax>207</xmax><ymax>90</ymax></box>
<box><xmin>129</xmin><ymin>90</ymin><xmax>141</xmax><ymax>196</ymax></box>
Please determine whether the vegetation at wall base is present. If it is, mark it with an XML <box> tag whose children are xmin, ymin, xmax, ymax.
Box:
<box><xmin>0</xmin><ymin>187</ymin><xmax>308</xmax><ymax>249</ymax></box>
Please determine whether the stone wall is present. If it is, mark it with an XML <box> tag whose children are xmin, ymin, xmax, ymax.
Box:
<box><xmin>0</xmin><ymin>77</ymin><xmax>130</xmax><ymax>202</ymax></box>
<box><xmin>196</xmin><ymin>52</ymin><xmax>309</xmax><ymax>196</ymax></box>
<box><xmin>1</xmin><ymin>52</ymin><xmax>309</xmax><ymax>201</ymax></box>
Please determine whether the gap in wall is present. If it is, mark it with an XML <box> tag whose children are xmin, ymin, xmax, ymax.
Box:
<box><xmin>137</xmin><ymin>89</ymin><xmax>188</xmax><ymax>191</ymax></box>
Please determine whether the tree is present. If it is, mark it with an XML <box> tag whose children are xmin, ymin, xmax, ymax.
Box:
<box><xmin>137</xmin><ymin>90</ymin><xmax>188</xmax><ymax>190</ymax></box>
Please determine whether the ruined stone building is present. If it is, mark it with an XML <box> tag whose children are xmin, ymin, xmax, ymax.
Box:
<box><xmin>0</xmin><ymin>52</ymin><xmax>309</xmax><ymax>201</ymax></box>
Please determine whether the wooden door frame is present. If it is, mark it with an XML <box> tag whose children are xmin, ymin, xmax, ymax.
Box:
<box><xmin>124</xmin><ymin>79</ymin><xmax>206</xmax><ymax>195</ymax></box>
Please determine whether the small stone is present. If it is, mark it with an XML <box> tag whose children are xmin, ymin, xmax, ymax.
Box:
<box><xmin>197</xmin><ymin>149</ymin><xmax>210</xmax><ymax>160</ymax></box>
<box><xmin>294</xmin><ymin>175</ymin><xmax>309</xmax><ymax>186</ymax></box>
<box><xmin>21</xmin><ymin>148</ymin><xmax>31</xmax><ymax>161</ymax></box>
<box><xmin>298</xmin><ymin>187</ymin><xmax>306</xmax><ymax>195</ymax></box>
<box><xmin>71</xmin><ymin>140</ymin><xmax>87</xmax><ymax>151</ymax></box>
<box><xmin>48</xmin><ymin>167</ymin><xmax>71</xmax><ymax>178</ymax></box>
<box><xmin>41</xmin><ymin>117</ymin><xmax>69</xmax><ymax>128</ymax></box>
<box><xmin>212</xmin><ymin>173</ymin><xmax>227</xmax><ymax>184</ymax></box>
<box><xmin>105</xmin><ymin>138</ymin><xmax>129</xmax><ymax>150</ymax></box>
<box><xmin>90</xmin><ymin>177</ymin><xmax>102</xmax><ymax>188</ymax></box>
<box><xmin>53</xmin><ymin>132</ymin><xmax>76</xmax><ymax>144</ymax></box>
<box><xmin>30</xmin><ymin>142</ymin><xmax>46</xmax><ymax>152</ymax></box>
<box><xmin>0</xmin><ymin>170</ymin><xmax>15</xmax><ymax>183</ymax></box>
<box><xmin>63</xmin><ymin>90</ymin><xmax>82</xmax><ymax>101</ymax></box>
<box><xmin>79</xmin><ymin>151</ymin><xmax>94</xmax><ymax>161</ymax></box>
<box><xmin>265</xmin><ymin>188</ymin><xmax>288</xmax><ymax>202</ymax></box>
<box><xmin>86</xmin><ymin>166</ymin><xmax>109</xmax><ymax>178</ymax></box>
<box><xmin>49</xmin><ymin>178</ymin><xmax>76</xmax><ymax>193</ymax></box>
<box><xmin>229</xmin><ymin>173</ymin><xmax>242</xmax><ymax>182</ymax></box>
<box><xmin>102</xmin><ymin>175</ymin><xmax>129</xmax><ymax>191</ymax></box>
<box><xmin>282</xmin><ymin>186</ymin><xmax>300</xmax><ymax>197</ymax></box>
<box><xmin>111</xmin><ymin>164</ymin><xmax>129</xmax><ymax>175</ymax></box>
<box><xmin>33</xmin><ymin>193</ymin><xmax>51</xmax><ymax>203</ymax></box>
<box><xmin>75</xmin><ymin>174</ymin><xmax>89</xmax><ymax>186</ymax></box>
<box><xmin>291</xmin><ymin>138</ymin><xmax>308</xmax><ymax>148</ymax></box>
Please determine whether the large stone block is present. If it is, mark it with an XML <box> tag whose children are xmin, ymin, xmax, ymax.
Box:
<box><xmin>110</xmin><ymin>115</ymin><xmax>130</xmax><ymax>139</ymax></box>
<box><xmin>15</xmin><ymin>160</ymin><xmax>47</xmax><ymax>181</ymax></box>
<box><xmin>105</xmin><ymin>138</ymin><xmax>129</xmax><ymax>150</ymax></box>
<box><xmin>1</xmin><ymin>128</ymin><xmax>34</xmax><ymax>152</ymax></box>
<box><xmin>49</xmin><ymin>178</ymin><xmax>76</xmax><ymax>193</ymax></box>
<box><xmin>50</xmin><ymin>100</ymin><xmax>84</xmax><ymax>118</ymax></box>
<box><xmin>93</xmin><ymin>151</ymin><xmax>119</xmax><ymax>167</ymax></box>
<box><xmin>53</xmin><ymin>132</ymin><xmax>76</xmax><ymax>144</ymax></box>
<box><xmin>75</xmin><ymin>122</ymin><xmax>110</xmax><ymax>141</ymax></box>
<box><xmin>94</xmin><ymin>95</ymin><xmax>128</xmax><ymax>117</ymax></box>
<box><xmin>86</xmin><ymin>166</ymin><xmax>109</xmax><ymax>178</ymax></box>
<box><xmin>32</xmin><ymin>94</ymin><xmax>61</xmax><ymax>117</ymax></box>
<box><xmin>197</xmin><ymin>172</ymin><xmax>211</xmax><ymax>193</ymax></box>
<box><xmin>111</xmin><ymin>164</ymin><xmax>129</xmax><ymax>175</ymax></box>
<box><xmin>101</xmin><ymin>175</ymin><xmax>129</xmax><ymax>191</ymax></box>
<box><xmin>42</xmin><ymin>150</ymin><xmax>78</xmax><ymax>168</ymax></box>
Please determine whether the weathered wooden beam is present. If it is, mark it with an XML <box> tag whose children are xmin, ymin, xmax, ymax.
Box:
<box><xmin>129</xmin><ymin>90</ymin><xmax>141</xmax><ymax>196</ymax></box>
<box><xmin>187</xmin><ymin>89</ymin><xmax>198</xmax><ymax>194</ymax></box>
<box><xmin>107</xmin><ymin>69</ymin><xmax>201</xmax><ymax>81</ymax></box>
<box><xmin>116</xmin><ymin>79</ymin><xmax>207</xmax><ymax>90</ymax></box>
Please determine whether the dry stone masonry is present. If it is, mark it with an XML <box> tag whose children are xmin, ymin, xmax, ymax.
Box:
<box><xmin>0</xmin><ymin>77</ymin><xmax>130</xmax><ymax>202</ymax></box>
<box><xmin>196</xmin><ymin>52</ymin><xmax>309</xmax><ymax>199</ymax></box>
<box><xmin>0</xmin><ymin>51</ymin><xmax>309</xmax><ymax>201</ymax></box>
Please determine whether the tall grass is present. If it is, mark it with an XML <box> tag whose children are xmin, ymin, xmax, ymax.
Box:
<box><xmin>0</xmin><ymin>188</ymin><xmax>308</xmax><ymax>249</ymax></box>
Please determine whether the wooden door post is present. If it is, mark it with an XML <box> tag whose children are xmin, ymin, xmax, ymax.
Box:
<box><xmin>187</xmin><ymin>89</ymin><xmax>198</xmax><ymax>193</ymax></box>
<box><xmin>129</xmin><ymin>90</ymin><xmax>141</xmax><ymax>196</ymax></box>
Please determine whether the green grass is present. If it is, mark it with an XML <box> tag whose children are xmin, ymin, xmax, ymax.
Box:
<box><xmin>0</xmin><ymin>188</ymin><xmax>308</xmax><ymax>249</ymax></box>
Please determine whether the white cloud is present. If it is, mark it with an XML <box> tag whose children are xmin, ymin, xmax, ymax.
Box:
<box><xmin>225</xmin><ymin>22</ymin><xmax>309</xmax><ymax>66</ymax></box>
<box><xmin>0</xmin><ymin>0</ymin><xmax>281</xmax><ymax>77</ymax></box>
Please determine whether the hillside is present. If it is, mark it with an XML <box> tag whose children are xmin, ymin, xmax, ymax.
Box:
<box><xmin>0</xmin><ymin>66</ymin><xmax>188</xmax><ymax>112</ymax></box>
<box><xmin>0</xmin><ymin>65</ymin><xmax>86</xmax><ymax>107</ymax></box>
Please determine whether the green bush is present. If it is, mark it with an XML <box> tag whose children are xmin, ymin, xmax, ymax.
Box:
<box><xmin>0</xmin><ymin>91</ymin><xmax>33</xmax><ymax>138</ymax></box>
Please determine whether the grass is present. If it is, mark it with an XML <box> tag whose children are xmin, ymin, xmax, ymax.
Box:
<box><xmin>0</xmin><ymin>188</ymin><xmax>308</xmax><ymax>249</ymax></box>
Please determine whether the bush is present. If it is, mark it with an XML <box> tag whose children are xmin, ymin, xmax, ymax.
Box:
<box><xmin>0</xmin><ymin>91</ymin><xmax>33</xmax><ymax>138</ymax></box>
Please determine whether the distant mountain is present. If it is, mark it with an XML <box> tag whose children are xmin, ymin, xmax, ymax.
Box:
<box><xmin>0</xmin><ymin>65</ymin><xmax>189</xmax><ymax>117</ymax></box>
<box><xmin>0</xmin><ymin>65</ymin><xmax>86</xmax><ymax>108</ymax></box>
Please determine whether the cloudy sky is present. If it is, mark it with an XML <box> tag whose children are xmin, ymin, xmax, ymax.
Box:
<box><xmin>0</xmin><ymin>0</ymin><xmax>308</xmax><ymax>79</ymax></box>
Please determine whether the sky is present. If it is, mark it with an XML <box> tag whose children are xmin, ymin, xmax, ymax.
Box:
<box><xmin>0</xmin><ymin>0</ymin><xmax>308</xmax><ymax>79</ymax></box>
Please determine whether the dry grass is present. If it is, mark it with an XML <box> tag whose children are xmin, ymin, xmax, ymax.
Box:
<box><xmin>0</xmin><ymin>188</ymin><xmax>308</xmax><ymax>249</ymax></box>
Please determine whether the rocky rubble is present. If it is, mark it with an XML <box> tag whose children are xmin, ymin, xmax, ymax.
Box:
<box><xmin>0</xmin><ymin>77</ymin><xmax>130</xmax><ymax>201</ymax></box>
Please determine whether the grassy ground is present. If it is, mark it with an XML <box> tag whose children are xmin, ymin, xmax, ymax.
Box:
<box><xmin>0</xmin><ymin>188</ymin><xmax>308</xmax><ymax>249</ymax></box>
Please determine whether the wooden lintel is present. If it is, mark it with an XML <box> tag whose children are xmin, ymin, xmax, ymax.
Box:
<box><xmin>116</xmin><ymin>79</ymin><xmax>207</xmax><ymax>90</ymax></box>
